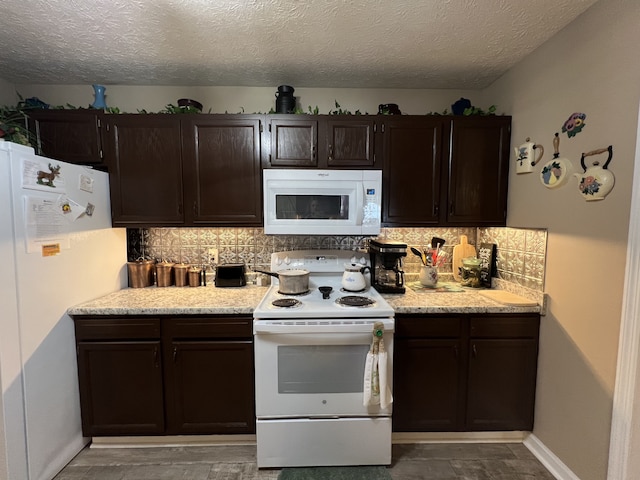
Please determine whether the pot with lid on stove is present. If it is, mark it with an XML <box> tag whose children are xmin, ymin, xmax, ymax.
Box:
<box><xmin>254</xmin><ymin>268</ymin><xmax>310</xmax><ymax>295</ymax></box>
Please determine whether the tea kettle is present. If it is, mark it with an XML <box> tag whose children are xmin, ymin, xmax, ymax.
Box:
<box><xmin>342</xmin><ymin>263</ymin><xmax>371</xmax><ymax>292</ymax></box>
<box><xmin>573</xmin><ymin>146</ymin><xmax>614</xmax><ymax>201</ymax></box>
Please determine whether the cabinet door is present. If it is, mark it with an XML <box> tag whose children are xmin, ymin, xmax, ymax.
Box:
<box><xmin>182</xmin><ymin>116</ymin><xmax>262</xmax><ymax>225</ymax></box>
<box><xmin>29</xmin><ymin>110</ymin><xmax>104</xmax><ymax>167</ymax></box>
<box><xmin>76</xmin><ymin>341</ymin><xmax>164</xmax><ymax>436</ymax></box>
<box><xmin>445</xmin><ymin>116</ymin><xmax>511</xmax><ymax>225</ymax></box>
<box><xmin>268</xmin><ymin>116</ymin><xmax>318</xmax><ymax>167</ymax></box>
<box><xmin>466</xmin><ymin>338</ymin><xmax>538</xmax><ymax>431</ymax></box>
<box><xmin>380</xmin><ymin>117</ymin><xmax>443</xmax><ymax>226</ymax></box>
<box><xmin>165</xmin><ymin>340</ymin><xmax>255</xmax><ymax>434</ymax></box>
<box><xmin>324</xmin><ymin>118</ymin><xmax>376</xmax><ymax>167</ymax></box>
<box><xmin>105</xmin><ymin>115</ymin><xmax>184</xmax><ymax>226</ymax></box>
<box><xmin>393</xmin><ymin>338</ymin><xmax>464</xmax><ymax>431</ymax></box>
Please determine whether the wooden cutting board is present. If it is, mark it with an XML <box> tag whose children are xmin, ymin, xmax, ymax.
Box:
<box><xmin>478</xmin><ymin>290</ymin><xmax>538</xmax><ymax>306</ymax></box>
<box><xmin>452</xmin><ymin>235</ymin><xmax>477</xmax><ymax>281</ymax></box>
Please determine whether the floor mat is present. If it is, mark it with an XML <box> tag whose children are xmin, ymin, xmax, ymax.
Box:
<box><xmin>278</xmin><ymin>465</ymin><xmax>391</xmax><ymax>480</ymax></box>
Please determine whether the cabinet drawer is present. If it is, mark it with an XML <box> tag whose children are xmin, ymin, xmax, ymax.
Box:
<box><xmin>165</xmin><ymin>316</ymin><xmax>253</xmax><ymax>338</ymax></box>
<box><xmin>74</xmin><ymin>317</ymin><xmax>161</xmax><ymax>340</ymax></box>
<box><xmin>395</xmin><ymin>315</ymin><xmax>462</xmax><ymax>338</ymax></box>
<box><xmin>470</xmin><ymin>315</ymin><xmax>540</xmax><ymax>338</ymax></box>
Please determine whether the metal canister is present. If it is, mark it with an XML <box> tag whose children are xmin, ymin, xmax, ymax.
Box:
<box><xmin>188</xmin><ymin>266</ymin><xmax>201</xmax><ymax>287</ymax></box>
<box><xmin>173</xmin><ymin>263</ymin><xmax>190</xmax><ymax>287</ymax></box>
<box><xmin>155</xmin><ymin>260</ymin><xmax>175</xmax><ymax>287</ymax></box>
<box><xmin>127</xmin><ymin>259</ymin><xmax>155</xmax><ymax>288</ymax></box>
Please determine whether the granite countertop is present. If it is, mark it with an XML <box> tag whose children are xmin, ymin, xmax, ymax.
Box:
<box><xmin>67</xmin><ymin>284</ymin><xmax>269</xmax><ymax>316</ymax></box>
<box><xmin>68</xmin><ymin>282</ymin><xmax>541</xmax><ymax>317</ymax></box>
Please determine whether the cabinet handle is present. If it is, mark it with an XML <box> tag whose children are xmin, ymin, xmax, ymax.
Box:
<box><xmin>178</xmin><ymin>203</ymin><xmax>182</xmax><ymax>215</ymax></box>
<box><xmin>311</xmin><ymin>144</ymin><xmax>316</xmax><ymax>161</ymax></box>
<box><xmin>328</xmin><ymin>145</ymin><xmax>333</xmax><ymax>162</ymax></box>
<box><xmin>434</xmin><ymin>203</ymin><xmax>439</xmax><ymax>216</ymax></box>
<box><xmin>153</xmin><ymin>347</ymin><xmax>159</xmax><ymax>368</ymax></box>
<box><xmin>193</xmin><ymin>201</ymin><xmax>197</xmax><ymax>215</ymax></box>
<box><xmin>472</xmin><ymin>344</ymin><xmax>477</xmax><ymax>357</ymax></box>
<box><xmin>173</xmin><ymin>347</ymin><xmax>178</xmax><ymax>363</ymax></box>
<box><xmin>450</xmin><ymin>203</ymin><xmax>455</xmax><ymax>215</ymax></box>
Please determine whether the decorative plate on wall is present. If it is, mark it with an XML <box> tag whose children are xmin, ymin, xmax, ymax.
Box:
<box><xmin>540</xmin><ymin>133</ymin><xmax>572</xmax><ymax>189</ymax></box>
<box><xmin>540</xmin><ymin>157</ymin><xmax>572</xmax><ymax>188</ymax></box>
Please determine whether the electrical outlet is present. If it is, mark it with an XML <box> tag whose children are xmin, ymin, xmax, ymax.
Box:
<box><xmin>208</xmin><ymin>248</ymin><xmax>219</xmax><ymax>264</ymax></box>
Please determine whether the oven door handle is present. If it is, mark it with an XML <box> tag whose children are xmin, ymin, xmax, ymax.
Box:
<box><xmin>254</xmin><ymin>322</ymin><xmax>395</xmax><ymax>335</ymax></box>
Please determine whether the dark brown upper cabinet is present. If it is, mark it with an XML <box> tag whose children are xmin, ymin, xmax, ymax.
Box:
<box><xmin>324</xmin><ymin>117</ymin><xmax>376</xmax><ymax>167</ymax></box>
<box><xmin>380</xmin><ymin>116</ymin><xmax>444</xmax><ymax>226</ymax></box>
<box><xmin>265</xmin><ymin>115</ymin><xmax>377</xmax><ymax>169</ymax></box>
<box><xmin>28</xmin><ymin>109</ymin><xmax>105</xmax><ymax>168</ymax></box>
<box><xmin>104</xmin><ymin>115</ymin><xmax>185</xmax><ymax>227</ymax></box>
<box><xmin>182</xmin><ymin>115</ymin><xmax>263</xmax><ymax>226</ymax></box>
<box><xmin>267</xmin><ymin>115</ymin><xmax>318</xmax><ymax>167</ymax></box>
<box><xmin>380</xmin><ymin>115</ymin><xmax>511</xmax><ymax>227</ymax></box>
<box><xmin>444</xmin><ymin>116</ymin><xmax>511</xmax><ymax>225</ymax></box>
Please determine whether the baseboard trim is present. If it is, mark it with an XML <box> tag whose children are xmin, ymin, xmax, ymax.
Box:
<box><xmin>91</xmin><ymin>431</ymin><xmax>528</xmax><ymax>448</ymax></box>
<box><xmin>90</xmin><ymin>434</ymin><xmax>257</xmax><ymax>448</ymax></box>
<box><xmin>392</xmin><ymin>431</ymin><xmax>526</xmax><ymax>444</ymax></box>
<box><xmin>524</xmin><ymin>434</ymin><xmax>580</xmax><ymax>480</ymax></box>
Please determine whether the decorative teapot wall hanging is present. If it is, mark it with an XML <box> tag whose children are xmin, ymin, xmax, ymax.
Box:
<box><xmin>514</xmin><ymin>137</ymin><xmax>544</xmax><ymax>174</ymax></box>
<box><xmin>573</xmin><ymin>145</ymin><xmax>615</xmax><ymax>201</ymax></box>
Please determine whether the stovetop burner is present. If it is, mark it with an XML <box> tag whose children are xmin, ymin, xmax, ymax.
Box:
<box><xmin>335</xmin><ymin>295</ymin><xmax>376</xmax><ymax>307</ymax></box>
<box><xmin>277</xmin><ymin>289</ymin><xmax>310</xmax><ymax>296</ymax></box>
<box><xmin>272</xmin><ymin>298</ymin><xmax>302</xmax><ymax>308</ymax></box>
<box><xmin>340</xmin><ymin>287</ymin><xmax>367</xmax><ymax>294</ymax></box>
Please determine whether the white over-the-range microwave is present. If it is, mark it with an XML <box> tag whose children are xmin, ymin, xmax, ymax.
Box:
<box><xmin>263</xmin><ymin>169</ymin><xmax>382</xmax><ymax>235</ymax></box>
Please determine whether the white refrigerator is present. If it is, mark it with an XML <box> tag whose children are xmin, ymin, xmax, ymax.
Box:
<box><xmin>0</xmin><ymin>141</ymin><xmax>127</xmax><ymax>480</ymax></box>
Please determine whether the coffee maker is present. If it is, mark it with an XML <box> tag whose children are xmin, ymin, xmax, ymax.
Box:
<box><xmin>368</xmin><ymin>239</ymin><xmax>407</xmax><ymax>293</ymax></box>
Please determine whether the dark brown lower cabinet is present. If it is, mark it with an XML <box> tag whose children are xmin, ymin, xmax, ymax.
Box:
<box><xmin>163</xmin><ymin>316</ymin><xmax>255</xmax><ymax>434</ymax></box>
<box><xmin>73</xmin><ymin>315</ymin><xmax>255</xmax><ymax>436</ymax></box>
<box><xmin>393</xmin><ymin>314</ymin><xmax>539</xmax><ymax>432</ymax></box>
<box><xmin>76</xmin><ymin>341</ymin><xmax>165</xmax><ymax>436</ymax></box>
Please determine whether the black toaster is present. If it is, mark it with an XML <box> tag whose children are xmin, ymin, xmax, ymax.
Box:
<box><xmin>215</xmin><ymin>263</ymin><xmax>246</xmax><ymax>287</ymax></box>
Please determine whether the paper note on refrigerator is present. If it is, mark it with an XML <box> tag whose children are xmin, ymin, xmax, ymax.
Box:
<box><xmin>23</xmin><ymin>195</ymin><xmax>70</xmax><ymax>253</ymax></box>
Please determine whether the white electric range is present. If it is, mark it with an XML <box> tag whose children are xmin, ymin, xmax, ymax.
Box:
<box><xmin>253</xmin><ymin>250</ymin><xmax>394</xmax><ymax>469</ymax></box>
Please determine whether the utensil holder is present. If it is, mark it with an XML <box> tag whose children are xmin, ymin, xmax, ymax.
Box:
<box><xmin>419</xmin><ymin>265</ymin><xmax>438</xmax><ymax>287</ymax></box>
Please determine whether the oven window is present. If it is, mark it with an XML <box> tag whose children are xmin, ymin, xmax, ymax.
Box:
<box><xmin>278</xmin><ymin>345</ymin><xmax>369</xmax><ymax>393</ymax></box>
<box><xmin>275</xmin><ymin>194</ymin><xmax>349</xmax><ymax>220</ymax></box>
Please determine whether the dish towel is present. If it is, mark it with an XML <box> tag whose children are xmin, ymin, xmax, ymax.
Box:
<box><xmin>363</xmin><ymin>321</ymin><xmax>393</xmax><ymax>408</ymax></box>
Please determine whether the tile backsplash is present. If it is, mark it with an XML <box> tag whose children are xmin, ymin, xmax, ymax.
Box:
<box><xmin>128</xmin><ymin>226</ymin><xmax>547</xmax><ymax>293</ymax></box>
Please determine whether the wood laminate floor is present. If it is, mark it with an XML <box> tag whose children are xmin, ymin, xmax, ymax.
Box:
<box><xmin>53</xmin><ymin>443</ymin><xmax>556</xmax><ymax>479</ymax></box>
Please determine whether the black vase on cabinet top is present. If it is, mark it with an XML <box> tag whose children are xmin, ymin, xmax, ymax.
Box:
<box><xmin>275</xmin><ymin>85</ymin><xmax>296</xmax><ymax>113</ymax></box>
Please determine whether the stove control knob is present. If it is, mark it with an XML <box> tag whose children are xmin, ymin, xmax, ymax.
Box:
<box><xmin>275</xmin><ymin>257</ymin><xmax>283</xmax><ymax>266</ymax></box>
<box><xmin>350</xmin><ymin>255</ymin><xmax>358</xmax><ymax>264</ymax></box>
<box><xmin>284</xmin><ymin>256</ymin><xmax>291</xmax><ymax>265</ymax></box>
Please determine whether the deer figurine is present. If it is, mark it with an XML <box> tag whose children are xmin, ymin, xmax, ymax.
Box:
<box><xmin>36</xmin><ymin>163</ymin><xmax>61</xmax><ymax>187</ymax></box>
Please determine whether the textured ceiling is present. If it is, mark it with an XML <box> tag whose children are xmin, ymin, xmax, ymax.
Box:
<box><xmin>0</xmin><ymin>0</ymin><xmax>599</xmax><ymax>89</ymax></box>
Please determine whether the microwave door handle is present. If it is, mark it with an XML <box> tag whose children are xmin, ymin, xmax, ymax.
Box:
<box><xmin>356</xmin><ymin>184</ymin><xmax>364</xmax><ymax>225</ymax></box>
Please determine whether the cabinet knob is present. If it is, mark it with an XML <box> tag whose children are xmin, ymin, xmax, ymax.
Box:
<box><xmin>173</xmin><ymin>347</ymin><xmax>178</xmax><ymax>363</ymax></box>
<box><xmin>472</xmin><ymin>344</ymin><xmax>477</xmax><ymax>357</ymax></box>
<box><xmin>328</xmin><ymin>145</ymin><xmax>333</xmax><ymax>162</ymax></box>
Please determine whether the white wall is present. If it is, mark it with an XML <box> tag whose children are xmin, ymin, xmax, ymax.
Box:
<box><xmin>0</xmin><ymin>78</ymin><xmax>17</xmax><ymax>105</ymax></box>
<box><xmin>484</xmin><ymin>0</ymin><xmax>640</xmax><ymax>479</ymax></box>
<box><xmin>8</xmin><ymin>84</ymin><xmax>485</xmax><ymax>117</ymax></box>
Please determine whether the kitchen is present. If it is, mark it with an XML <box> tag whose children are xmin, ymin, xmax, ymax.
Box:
<box><xmin>0</xmin><ymin>0</ymin><xmax>639</xmax><ymax>479</ymax></box>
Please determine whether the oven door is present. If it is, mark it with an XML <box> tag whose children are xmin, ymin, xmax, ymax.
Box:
<box><xmin>254</xmin><ymin>323</ymin><xmax>393</xmax><ymax>418</ymax></box>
